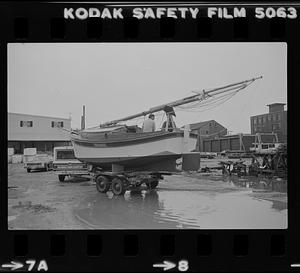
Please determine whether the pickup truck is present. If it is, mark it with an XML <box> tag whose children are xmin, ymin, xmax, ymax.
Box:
<box><xmin>24</xmin><ymin>154</ymin><xmax>53</xmax><ymax>173</ymax></box>
<box><xmin>52</xmin><ymin>146</ymin><xmax>90</xmax><ymax>182</ymax></box>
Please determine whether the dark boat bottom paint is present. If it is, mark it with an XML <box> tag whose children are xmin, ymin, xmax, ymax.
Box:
<box><xmin>79</xmin><ymin>154</ymin><xmax>182</xmax><ymax>171</ymax></box>
<box><xmin>78</xmin><ymin>153</ymin><xmax>201</xmax><ymax>172</ymax></box>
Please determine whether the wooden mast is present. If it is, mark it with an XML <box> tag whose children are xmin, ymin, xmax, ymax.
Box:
<box><xmin>102</xmin><ymin>76</ymin><xmax>262</xmax><ymax>127</ymax></box>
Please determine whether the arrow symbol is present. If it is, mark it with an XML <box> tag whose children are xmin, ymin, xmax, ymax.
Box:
<box><xmin>1</xmin><ymin>261</ymin><xmax>23</xmax><ymax>271</ymax></box>
<box><xmin>153</xmin><ymin>261</ymin><xmax>176</xmax><ymax>271</ymax></box>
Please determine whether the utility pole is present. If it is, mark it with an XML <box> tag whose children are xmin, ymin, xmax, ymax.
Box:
<box><xmin>81</xmin><ymin>105</ymin><xmax>85</xmax><ymax>130</ymax></box>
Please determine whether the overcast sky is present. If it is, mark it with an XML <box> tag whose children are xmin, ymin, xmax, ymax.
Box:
<box><xmin>8</xmin><ymin>42</ymin><xmax>287</xmax><ymax>133</ymax></box>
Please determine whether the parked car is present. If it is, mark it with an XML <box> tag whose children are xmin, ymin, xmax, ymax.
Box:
<box><xmin>24</xmin><ymin>154</ymin><xmax>53</xmax><ymax>172</ymax></box>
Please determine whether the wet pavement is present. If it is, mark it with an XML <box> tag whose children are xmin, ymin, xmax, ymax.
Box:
<box><xmin>74</xmin><ymin>173</ymin><xmax>287</xmax><ymax>229</ymax></box>
<box><xmin>8</xmin><ymin>162</ymin><xmax>287</xmax><ymax>230</ymax></box>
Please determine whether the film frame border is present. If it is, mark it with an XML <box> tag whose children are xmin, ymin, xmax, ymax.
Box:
<box><xmin>0</xmin><ymin>1</ymin><xmax>299</xmax><ymax>272</ymax></box>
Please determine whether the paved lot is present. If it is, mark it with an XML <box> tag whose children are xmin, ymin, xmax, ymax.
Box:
<box><xmin>8</xmin><ymin>161</ymin><xmax>287</xmax><ymax>229</ymax></box>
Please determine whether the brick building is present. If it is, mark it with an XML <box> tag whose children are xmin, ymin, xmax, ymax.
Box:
<box><xmin>250</xmin><ymin>103</ymin><xmax>287</xmax><ymax>142</ymax></box>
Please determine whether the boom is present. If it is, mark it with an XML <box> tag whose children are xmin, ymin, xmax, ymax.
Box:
<box><xmin>102</xmin><ymin>76</ymin><xmax>262</xmax><ymax>126</ymax></box>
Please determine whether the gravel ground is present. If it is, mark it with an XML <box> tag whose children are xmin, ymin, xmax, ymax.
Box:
<box><xmin>8</xmin><ymin>163</ymin><xmax>94</xmax><ymax>229</ymax></box>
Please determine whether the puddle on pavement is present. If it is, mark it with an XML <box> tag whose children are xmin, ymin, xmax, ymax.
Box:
<box><xmin>222</xmin><ymin>175</ymin><xmax>287</xmax><ymax>192</ymax></box>
<box><xmin>8</xmin><ymin>215</ymin><xmax>17</xmax><ymax>222</ymax></box>
<box><xmin>74</xmin><ymin>175</ymin><xmax>287</xmax><ymax>229</ymax></box>
<box><xmin>12</xmin><ymin>201</ymin><xmax>56</xmax><ymax>214</ymax></box>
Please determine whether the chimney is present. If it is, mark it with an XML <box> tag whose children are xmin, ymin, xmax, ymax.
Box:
<box><xmin>267</xmin><ymin>103</ymin><xmax>285</xmax><ymax>113</ymax></box>
<box><xmin>81</xmin><ymin>105</ymin><xmax>85</xmax><ymax>130</ymax></box>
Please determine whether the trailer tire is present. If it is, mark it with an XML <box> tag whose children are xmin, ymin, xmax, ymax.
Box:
<box><xmin>111</xmin><ymin>178</ymin><xmax>126</xmax><ymax>195</ymax></box>
<box><xmin>146</xmin><ymin>180</ymin><xmax>159</xmax><ymax>189</ymax></box>
<box><xmin>96</xmin><ymin>176</ymin><xmax>110</xmax><ymax>193</ymax></box>
<box><xmin>27</xmin><ymin>168</ymin><xmax>31</xmax><ymax>173</ymax></box>
<box><xmin>58</xmin><ymin>175</ymin><xmax>65</xmax><ymax>182</ymax></box>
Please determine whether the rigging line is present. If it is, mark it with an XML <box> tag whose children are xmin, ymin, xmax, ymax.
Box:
<box><xmin>182</xmin><ymin>89</ymin><xmax>242</xmax><ymax>113</ymax></box>
<box><xmin>174</xmin><ymin>81</ymin><xmax>251</xmax><ymax>111</ymax></box>
<box><xmin>190</xmin><ymin>89</ymin><xmax>244</xmax><ymax>128</ymax></box>
<box><xmin>176</xmin><ymin>86</ymin><xmax>245</xmax><ymax>110</ymax></box>
<box><xmin>204</xmin><ymin>88</ymin><xmax>243</xmax><ymax>109</ymax></box>
<box><xmin>182</xmin><ymin>92</ymin><xmax>236</xmax><ymax>108</ymax></box>
<box><xmin>176</xmin><ymin>95</ymin><xmax>231</xmax><ymax>110</ymax></box>
<box><xmin>176</xmin><ymin>91</ymin><xmax>238</xmax><ymax>112</ymax></box>
<box><xmin>186</xmin><ymin>84</ymin><xmax>246</xmax><ymax>110</ymax></box>
<box><xmin>176</xmin><ymin>97</ymin><xmax>230</xmax><ymax>111</ymax></box>
<box><xmin>195</xmin><ymin>81</ymin><xmax>252</xmax><ymax>99</ymax></box>
<box><xmin>200</xmin><ymin>86</ymin><xmax>250</xmax><ymax>130</ymax></box>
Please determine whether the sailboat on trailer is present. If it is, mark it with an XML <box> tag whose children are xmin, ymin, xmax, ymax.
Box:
<box><xmin>70</xmin><ymin>76</ymin><xmax>262</xmax><ymax>172</ymax></box>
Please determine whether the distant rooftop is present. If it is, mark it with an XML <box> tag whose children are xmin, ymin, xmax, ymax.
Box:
<box><xmin>188</xmin><ymin>120</ymin><xmax>215</xmax><ymax>130</ymax></box>
<box><xmin>8</xmin><ymin>112</ymin><xmax>71</xmax><ymax>121</ymax></box>
<box><xmin>266</xmin><ymin>103</ymin><xmax>286</xmax><ymax>113</ymax></box>
<box><xmin>267</xmin><ymin>103</ymin><xmax>286</xmax><ymax>106</ymax></box>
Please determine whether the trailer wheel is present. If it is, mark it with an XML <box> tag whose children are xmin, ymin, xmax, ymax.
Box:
<box><xmin>111</xmin><ymin>178</ymin><xmax>126</xmax><ymax>195</ymax></box>
<box><xmin>146</xmin><ymin>180</ymin><xmax>159</xmax><ymax>189</ymax></box>
<box><xmin>96</xmin><ymin>176</ymin><xmax>110</xmax><ymax>193</ymax></box>
<box><xmin>58</xmin><ymin>175</ymin><xmax>65</xmax><ymax>182</ymax></box>
<box><xmin>27</xmin><ymin>168</ymin><xmax>31</xmax><ymax>173</ymax></box>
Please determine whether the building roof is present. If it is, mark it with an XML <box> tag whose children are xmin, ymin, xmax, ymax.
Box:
<box><xmin>9</xmin><ymin>112</ymin><xmax>71</xmax><ymax>121</ymax></box>
<box><xmin>267</xmin><ymin>103</ymin><xmax>286</xmax><ymax>106</ymax></box>
<box><xmin>188</xmin><ymin>120</ymin><xmax>219</xmax><ymax>130</ymax></box>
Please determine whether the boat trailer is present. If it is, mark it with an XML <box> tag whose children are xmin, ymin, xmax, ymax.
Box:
<box><xmin>91</xmin><ymin>170</ymin><xmax>172</xmax><ymax>195</ymax></box>
<box><xmin>217</xmin><ymin>144</ymin><xmax>287</xmax><ymax>178</ymax></box>
<box><xmin>248</xmin><ymin>150</ymin><xmax>287</xmax><ymax>178</ymax></box>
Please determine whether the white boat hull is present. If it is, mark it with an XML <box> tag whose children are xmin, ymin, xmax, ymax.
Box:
<box><xmin>71</xmin><ymin>131</ymin><xmax>197</xmax><ymax>171</ymax></box>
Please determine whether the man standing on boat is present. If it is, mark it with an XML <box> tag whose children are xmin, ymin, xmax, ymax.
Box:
<box><xmin>142</xmin><ymin>114</ymin><xmax>156</xmax><ymax>132</ymax></box>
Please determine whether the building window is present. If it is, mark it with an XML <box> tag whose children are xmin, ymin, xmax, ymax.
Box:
<box><xmin>262</xmin><ymin>116</ymin><xmax>266</xmax><ymax>123</ymax></box>
<box><xmin>57</xmin><ymin>150</ymin><xmax>76</xmax><ymax>160</ymax></box>
<box><xmin>272</xmin><ymin>124</ymin><xmax>279</xmax><ymax>131</ymax></box>
<box><xmin>51</xmin><ymin>121</ymin><xmax>64</xmax><ymax>128</ymax></box>
<box><xmin>20</xmin><ymin>121</ymin><xmax>33</xmax><ymax>127</ymax></box>
<box><xmin>268</xmin><ymin>115</ymin><xmax>271</xmax><ymax>121</ymax></box>
<box><xmin>277</xmin><ymin>113</ymin><xmax>281</xmax><ymax>121</ymax></box>
<box><xmin>253</xmin><ymin>118</ymin><xmax>257</xmax><ymax>124</ymax></box>
<box><xmin>206</xmin><ymin>130</ymin><xmax>209</xmax><ymax>134</ymax></box>
<box><xmin>272</xmin><ymin>114</ymin><xmax>276</xmax><ymax>121</ymax></box>
<box><xmin>258</xmin><ymin>117</ymin><xmax>262</xmax><ymax>124</ymax></box>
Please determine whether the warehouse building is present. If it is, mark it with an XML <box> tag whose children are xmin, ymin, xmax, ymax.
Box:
<box><xmin>187</xmin><ymin>120</ymin><xmax>227</xmax><ymax>151</ymax></box>
<box><xmin>202</xmin><ymin>134</ymin><xmax>255</xmax><ymax>153</ymax></box>
<box><xmin>250</xmin><ymin>103</ymin><xmax>287</xmax><ymax>142</ymax></box>
<box><xmin>8</xmin><ymin>112</ymin><xmax>72</xmax><ymax>154</ymax></box>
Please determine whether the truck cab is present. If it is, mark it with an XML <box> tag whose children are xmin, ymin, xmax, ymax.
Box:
<box><xmin>53</xmin><ymin>146</ymin><xmax>89</xmax><ymax>182</ymax></box>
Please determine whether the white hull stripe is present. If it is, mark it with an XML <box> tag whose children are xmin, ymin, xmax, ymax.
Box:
<box><xmin>72</xmin><ymin>136</ymin><xmax>197</xmax><ymax>159</ymax></box>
